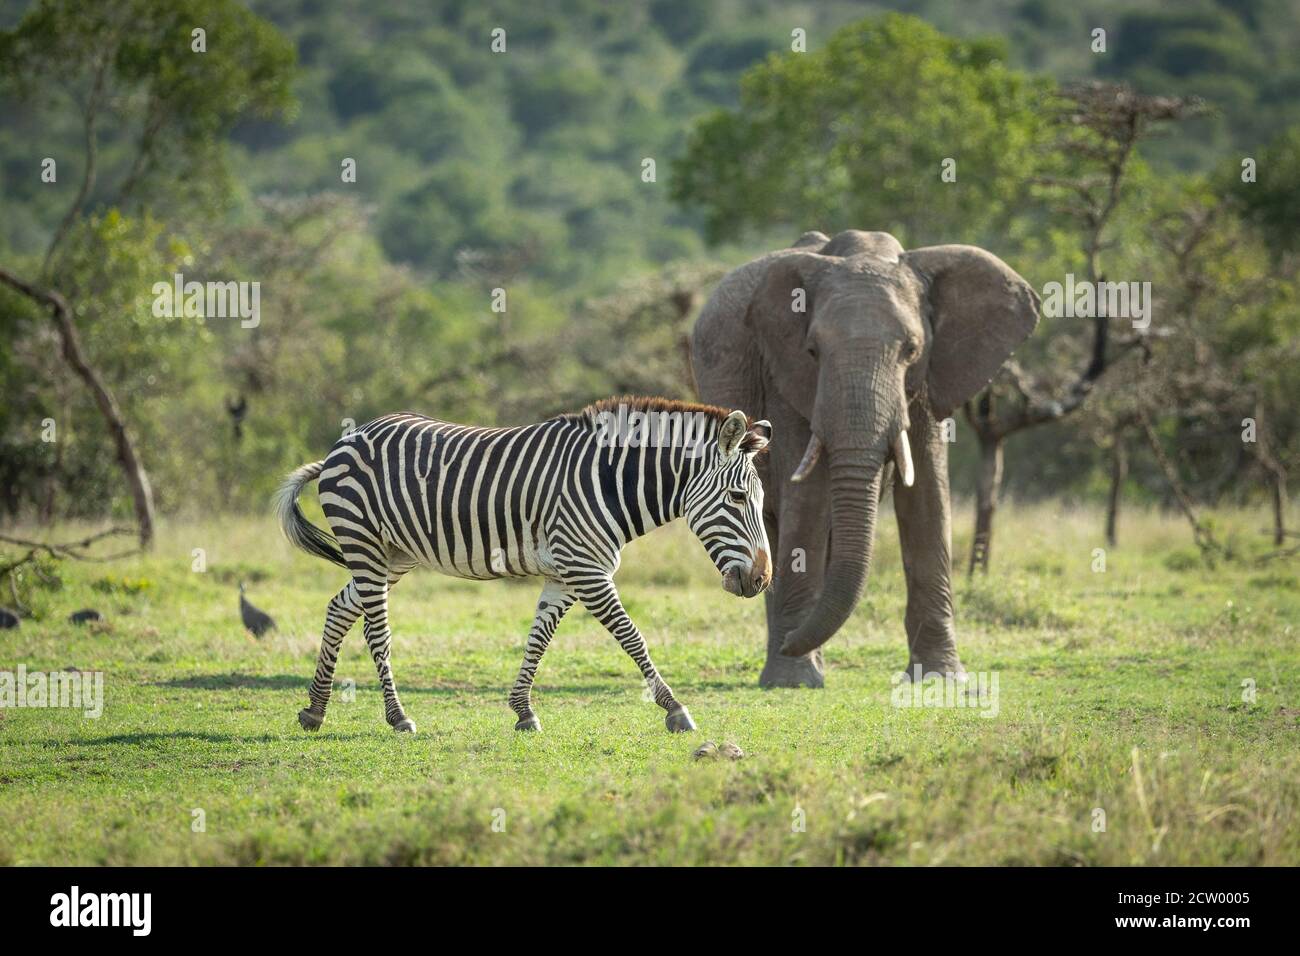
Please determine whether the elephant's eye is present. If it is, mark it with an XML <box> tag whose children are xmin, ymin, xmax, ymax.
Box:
<box><xmin>806</xmin><ymin>345</ymin><xmax>818</xmax><ymax>360</ymax></box>
<box><xmin>902</xmin><ymin>341</ymin><xmax>920</xmax><ymax>362</ymax></box>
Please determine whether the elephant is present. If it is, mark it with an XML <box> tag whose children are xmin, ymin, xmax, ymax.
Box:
<box><xmin>691</xmin><ymin>230</ymin><xmax>1040</xmax><ymax>688</ymax></box>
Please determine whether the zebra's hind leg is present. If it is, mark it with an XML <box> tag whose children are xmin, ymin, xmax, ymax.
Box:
<box><xmin>508</xmin><ymin>580</ymin><xmax>576</xmax><ymax>731</ymax></box>
<box><xmin>357</xmin><ymin>560</ymin><xmax>417</xmax><ymax>733</ymax></box>
<box><xmin>298</xmin><ymin>581</ymin><xmax>364</xmax><ymax>732</ymax></box>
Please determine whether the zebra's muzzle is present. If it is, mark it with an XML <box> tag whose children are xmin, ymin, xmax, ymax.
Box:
<box><xmin>723</xmin><ymin>550</ymin><xmax>771</xmax><ymax>598</ymax></box>
<box><xmin>722</xmin><ymin>566</ymin><xmax>745</xmax><ymax>596</ymax></box>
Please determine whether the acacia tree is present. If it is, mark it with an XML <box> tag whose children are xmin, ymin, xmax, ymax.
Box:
<box><xmin>1221</xmin><ymin>125</ymin><xmax>1300</xmax><ymax>545</ymax></box>
<box><xmin>0</xmin><ymin>0</ymin><xmax>294</xmax><ymax>545</ymax></box>
<box><xmin>1026</xmin><ymin>122</ymin><xmax>1300</xmax><ymax>562</ymax></box>
<box><xmin>962</xmin><ymin>83</ymin><xmax>1205</xmax><ymax>572</ymax></box>
<box><xmin>1134</xmin><ymin>175</ymin><xmax>1298</xmax><ymax>551</ymax></box>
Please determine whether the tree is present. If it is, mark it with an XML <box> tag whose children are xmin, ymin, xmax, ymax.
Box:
<box><xmin>1228</xmin><ymin>125</ymin><xmax>1300</xmax><ymax>258</ymax></box>
<box><xmin>963</xmin><ymin>82</ymin><xmax>1204</xmax><ymax>572</ymax></box>
<box><xmin>671</xmin><ymin>14</ymin><xmax>1053</xmax><ymax>247</ymax></box>
<box><xmin>1137</xmin><ymin>167</ymin><xmax>1300</xmax><ymax>550</ymax></box>
<box><xmin>0</xmin><ymin>0</ymin><xmax>294</xmax><ymax>545</ymax></box>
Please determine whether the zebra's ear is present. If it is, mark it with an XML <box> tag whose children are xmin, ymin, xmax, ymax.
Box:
<box><xmin>718</xmin><ymin>410</ymin><xmax>748</xmax><ymax>459</ymax></box>
<box><xmin>741</xmin><ymin>420</ymin><xmax>772</xmax><ymax>456</ymax></box>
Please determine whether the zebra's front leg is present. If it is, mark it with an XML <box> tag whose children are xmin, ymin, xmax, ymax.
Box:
<box><xmin>298</xmin><ymin>581</ymin><xmax>364</xmax><ymax>732</ymax></box>
<box><xmin>578</xmin><ymin>576</ymin><xmax>696</xmax><ymax>733</ymax></box>
<box><xmin>508</xmin><ymin>580</ymin><xmax>575</xmax><ymax>731</ymax></box>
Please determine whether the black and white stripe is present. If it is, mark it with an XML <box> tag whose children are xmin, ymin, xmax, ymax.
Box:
<box><xmin>276</xmin><ymin>397</ymin><xmax>772</xmax><ymax>734</ymax></box>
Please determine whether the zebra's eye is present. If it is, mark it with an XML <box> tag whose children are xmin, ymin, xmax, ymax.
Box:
<box><xmin>727</xmin><ymin>490</ymin><xmax>747</xmax><ymax>506</ymax></box>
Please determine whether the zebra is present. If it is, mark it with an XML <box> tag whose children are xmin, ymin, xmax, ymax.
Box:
<box><xmin>275</xmin><ymin>397</ymin><xmax>773</xmax><ymax>735</ymax></box>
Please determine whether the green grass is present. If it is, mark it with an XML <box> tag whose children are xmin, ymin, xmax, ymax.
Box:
<box><xmin>1</xmin><ymin>501</ymin><xmax>1297</xmax><ymax>865</ymax></box>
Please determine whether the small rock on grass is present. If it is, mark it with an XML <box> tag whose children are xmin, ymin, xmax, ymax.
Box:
<box><xmin>692</xmin><ymin>740</ymin><xmax>718</xmax><ymax>760</ymax></box>
<box><xmin>692</xmin><ymin>740</ymin><xmax>744</xmax><ymax>761</ymax></box>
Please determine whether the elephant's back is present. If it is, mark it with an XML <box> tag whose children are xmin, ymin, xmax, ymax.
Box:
<box><xmin>694</xmin><ymin>247</ymin><xmax>814</xmax><ymax>349</ymax></box>
<box><xmin>693</xmin><ymin>234</ymin><xmax>843</xmax><ymax>409</ymax></box>
<box><xmin>691</xmin><ymin>248</ymin><xmax>813</xmax><ymax>408</ymax></box>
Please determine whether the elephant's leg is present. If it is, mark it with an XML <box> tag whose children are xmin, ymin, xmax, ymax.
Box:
<box><xmin>759</xmin><ymin>396</ymin><xmax>831</xmax><ymax>689</ymax></box>
<box><xmin>892</xmin><ymin>400</ymin><xmax>965</xmax><ymax>679</ymax></box>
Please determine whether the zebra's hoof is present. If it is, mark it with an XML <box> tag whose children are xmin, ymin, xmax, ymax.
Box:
<box><xmin>298</xmin><ymin>708</ymin><xmax>324</xmax><ymax>732</ymax></box>
<box><xmin>392</xmin><ymin>717</ymin><xmax>417</xmax><ymax>734</ymax></box>
<box><xmin>514</xmin><ymin>714</ymin><xmax>542</xmax><ymax>731</ymax></box>
<box><xmin>665</xmin><ymin>705</ymin><xmax>696</xmax><ymax>733</ymax></box>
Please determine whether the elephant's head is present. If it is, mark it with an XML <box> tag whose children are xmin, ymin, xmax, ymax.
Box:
<box><xmin>746</xmin><ymin>237</ymin><xmax>1039</xmax><ymax>657</ymax></box>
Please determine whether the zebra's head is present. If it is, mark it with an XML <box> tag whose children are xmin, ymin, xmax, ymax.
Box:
<box><xmin>683</xmin><ymin>410</ymin><xmax>773</xmax><ymax>598</ymax></box>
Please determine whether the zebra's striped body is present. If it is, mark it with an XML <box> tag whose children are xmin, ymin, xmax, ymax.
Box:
<box><xmin>277</xmin><ymin>397</ymin><xmax>772</xmax><ymax>734</ymax></box>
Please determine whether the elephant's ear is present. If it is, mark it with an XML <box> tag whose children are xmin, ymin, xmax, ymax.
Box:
<box><xmin>904</xmin><ymin>245</ymin><xmax>1041</xmax><ymax>419</ymax></box>
<box><xmin>745</xmin><ymin>253</ymin><xmax>827</xmax><ymax>422</ymax></box>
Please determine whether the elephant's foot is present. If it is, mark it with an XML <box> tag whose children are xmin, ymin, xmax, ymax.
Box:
<box><xmin>902</xmin><ymin>648</ymin><xmax>967</xmax><ymax>683</ymax></box>
<box><xmin>759</xmin><ymin>652</ymin><xmax>824</xmax><ymax>689</ymax></box>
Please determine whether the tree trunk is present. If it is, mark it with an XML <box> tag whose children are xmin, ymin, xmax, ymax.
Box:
<box><xmin>1105</xmin><ymin>431</ymin><xmax>1127</xmax><ymax>547</ymax></box>
<box><xmin>39</xmin><ymin>434</ymin><xmax>63</xmax><ymax>526</ymax></box>
<box><xmin>0</xmin><ymin>267</ymin><xmax>156</xmax><ymax>548</ymax></box>
<box><xmin>968</xmin><ymin>432</ymin><xmax>1004</xmax><ymax>575</ymax></box>
<box><xmin>1270</xmin><ymin>469</ymin><xmax>1287</xmax><ymax>547</ymax></box>
<box><xmin>1253</xmin><ymin>401</ymin><xmax>1287</xmax><ymax>547</ymax></box>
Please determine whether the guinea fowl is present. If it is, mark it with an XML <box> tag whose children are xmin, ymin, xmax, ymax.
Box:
<box><xmin>239</xmin><ymin>583</ymin><xmax>276</xmax><ymax>638</ymax></box>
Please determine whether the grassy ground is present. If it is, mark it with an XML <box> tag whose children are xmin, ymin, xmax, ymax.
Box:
<box><xmin>0</xmin><ymin>500</ymin><xmax>1296</xmax><ymax>865</ymax></box>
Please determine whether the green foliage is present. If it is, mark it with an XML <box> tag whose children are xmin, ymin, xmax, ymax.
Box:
<box><xmin>0</xmin><ymin>210</ymin><xmax>203</xmax><ymax>519</ymax></box>
<box><xmin>0</xmin><ymin>0</ymin><xmax>296</xmax><ymax>222</ymax></box>
<box><xmin>672</xmin><ymin>15</ymin><xmax>1054</xmax><ymax>246</ymax></box>
<box><xmin>1222</xmin><ymin>126</ymin><xmax>1300</xmax><ymax>258</ymax></box>
<box><xmin>91</xmin><ymin>573</ymin><xmax>153</xmax><ymax>595</ymax></box>
<box><xmin>0</xmin><ymin>0</ymin><xmax>298</xmax><ymax>519</ymax></box>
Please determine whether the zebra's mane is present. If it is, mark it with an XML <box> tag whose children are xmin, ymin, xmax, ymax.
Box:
<box><xmin>568</xmin><ymin>396</ymin><xmax>747</xmax><ymax>429</ymax></box>
<box><xmin>563</xmin><ymin>396</ymin><xmax>766</xmax><ymax>455</ymax></box>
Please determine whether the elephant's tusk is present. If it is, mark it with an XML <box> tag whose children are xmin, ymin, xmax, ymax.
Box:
<box><xmin>893</xmin><ymin>429</ymin><xmax>915</xmax><ymax>487</ymax></box>
<box><xmin>790</xmin><ymin>433</ymin><xmax>823</xmax><ymax>483</ymax></box>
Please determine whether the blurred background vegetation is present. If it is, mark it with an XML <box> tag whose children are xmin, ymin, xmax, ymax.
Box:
<box><xmin>0</xmin><ymin>0</ymin><xmax>1296</xmax><ymax>557</ymax></box>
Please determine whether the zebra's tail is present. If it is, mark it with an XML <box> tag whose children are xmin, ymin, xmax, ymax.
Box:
<box><xmin>274</xmin><ymin>461</ymin><xmax>347</xmax><ymax>568</ymax></box>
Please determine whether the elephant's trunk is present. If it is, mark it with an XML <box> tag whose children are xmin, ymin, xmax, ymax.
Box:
<box><xmin>780</xmin><ymin>451</ymin><xmax>883</xmax><ymax>657</ymax></box>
